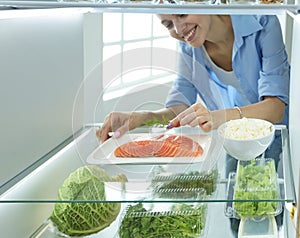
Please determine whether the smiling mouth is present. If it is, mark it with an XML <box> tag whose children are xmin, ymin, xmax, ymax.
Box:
<box><xmin>183</xmin><ymin>26</ymin><xmax>197</xmax><ymax>42</ymax></box>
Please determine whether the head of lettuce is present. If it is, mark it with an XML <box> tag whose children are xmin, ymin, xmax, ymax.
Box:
<box><xmin>50</xmin><ymin>165</ymin><xmax>127</xmax><ymax>237</ymax></box>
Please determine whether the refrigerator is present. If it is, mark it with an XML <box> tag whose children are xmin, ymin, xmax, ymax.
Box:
<box><xmin>0</xmin><ymin>3</ymin><xmax>299</xmax><ymax>238</ymax></box>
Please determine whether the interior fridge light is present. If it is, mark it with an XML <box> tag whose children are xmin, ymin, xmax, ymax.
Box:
<box><xmin>0</xmin><ymin>7</ymin><xmax>92</xmax><ymax>20</ymax></box>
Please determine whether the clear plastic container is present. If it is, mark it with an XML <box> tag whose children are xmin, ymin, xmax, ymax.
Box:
<box><xmin>118</xmin><ymin>202</ymin><xmax>208</xmax><ymax>238</ymax></box>
<box><xmin>122</xmin><ymin>0</ymin><xmax>155</xmax><ymax>3</ymax></box>
<box><xmin>259</xmin><ymin>0</ymin><xmax>285</xmax><ymax>3</ymax></box>
<box><xmin>238</xmin><ymin>216</ymin><xmax>278</xmax><ymax>238</ymax></box>
<box><xmin>233</xmin><ymin>158</ymin><xmax>282</xmax><ymax>218</ymax></box>
<box><xmin>150</xmin><ymin>164</ymin><xmax>219</xmax><ymax>199</ymax></box>
<box><xmin>227</xmin><ymin>0</ymin><xmax>284</xmax><ymax>3</ymax></box>
<box><xmin>58</xmin><ymin>0</ymin><xmax>99</xmax><ymax>2</ymax></box>
<box><xmin>227</xmin><ymin>0</ymin><xmax>258</xmax><ymax>4</ymax></box>
<box><xmin>179</xmin><ymin>0</ymin><xmax>216</xmax><ymax>4</ymax></box>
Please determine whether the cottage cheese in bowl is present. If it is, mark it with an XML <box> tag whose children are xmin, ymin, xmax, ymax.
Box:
<box><xmin>223</xmin><ymin>118</ymin><xmax>274</xmax><ymax>140</ymax></box>
<box><xmin>218</xmin><ymin>118</ymin><xmax>275</xmax><ymax>160</ymax></box>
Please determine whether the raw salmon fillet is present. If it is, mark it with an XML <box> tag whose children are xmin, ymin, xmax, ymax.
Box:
<box><xmin>114</xmin><ymin>134</ymin><xmax>203</xmax><ymax>157</ymax></box>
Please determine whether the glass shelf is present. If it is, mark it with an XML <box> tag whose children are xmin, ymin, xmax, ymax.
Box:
<box><xmin>0</xmin><ymin>125</ymin><xmax>295</xmax><ymax>238</ymax></box>
<box><xmin>0</xmin><ymin>125</ymin><xmax>295</xmax><ymax>204</ymax></box>
<box><xmin>0</xmin><ymin>1</ymin><xmax>300</xmax><ymax>14</ymax></box>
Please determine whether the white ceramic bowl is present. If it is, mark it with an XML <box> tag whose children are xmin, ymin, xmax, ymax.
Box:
<box><xmin>217</xmin><ymin>118</ymin><xmax>275</xmax><ymax>161</ymax></box>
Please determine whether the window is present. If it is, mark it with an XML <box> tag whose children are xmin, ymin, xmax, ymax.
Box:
<box><xmin>102</xmin><ymin>13</ymin><xmax>177</xmax><ymax>100</ymax></box>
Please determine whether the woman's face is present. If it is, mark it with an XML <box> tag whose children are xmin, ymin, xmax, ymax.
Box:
<box><xmin>157</xmin><ymin>14</ymin><xmax>212</xmax><ymax>48</ymax></box>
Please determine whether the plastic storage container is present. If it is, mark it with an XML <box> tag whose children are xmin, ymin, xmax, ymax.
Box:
<box><xmin>259</xmin><ymin>0</ymin><xmax>285</xmax><ymax>3</ymax></box>
<box><xmin>233</xmin><ymin>158</ymin><xmax>282</xmax><ymax>218</ymax></box>
<box><xmin>227</xmin><ymin>0</ymin><xmax>284</xmax><ymax>4</ymax></box>
<box><xmin>227</xmin><ymin>0</ymin><xmax>258</xmax><ymax>4</ymax></box>
<box><xmin>179</xmin><ymin>0</ymin><xmax>216</xmax><ymax>4</ymax></box>
<box><xmin>149</xmin><ymin>162</ymin><xmax>218</xmax><ymax>199</ymax></box>
<box><xmin>118</xmin><ymin>202</ymin><xmax>208</xmax><ymax>238</ymax></box>
<box><xmin>151</xmin><ymin>167</ymin><xmax>218</xmax><ymax>199</ymax></box>
<box><xmin>122</xmin><ymin>0</ymin><xmax>155</xmax><ymax>3</ymax></box>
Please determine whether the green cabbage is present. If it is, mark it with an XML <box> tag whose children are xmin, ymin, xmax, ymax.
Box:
<box><xmin>50</xmin><ymin>165</ymin><xmax>127</xmax><ymax>237</ymax></box>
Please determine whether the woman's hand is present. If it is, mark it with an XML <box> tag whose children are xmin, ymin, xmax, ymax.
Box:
<box><xmin>96</xmin><ymin>111</ymin><xmax>144</xmax><ymax>142</ymax></box>
<box><xmin>96</xmin><ymin>104</ymin><xmax>189</xmax><ymax>142</ymax></box>
<box><xmin>168</xmin><ymin>103</ymin><xmax>213</xmax><ymax>132</ymax></box>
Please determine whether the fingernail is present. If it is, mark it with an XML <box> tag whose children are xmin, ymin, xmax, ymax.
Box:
<box><xmin>113</xmin><ymin>131</ymin><xmax>120</xmax><ymax>138</ymax></box>
<box><xmin>166</xmin><ymin>123</ymin><xmax>173</xmax><ymax>129</ymax></box>
<box><xmin>108</xmin><ymin>132</ymin><xmax>114</xmax><ymax>137</ymax></box>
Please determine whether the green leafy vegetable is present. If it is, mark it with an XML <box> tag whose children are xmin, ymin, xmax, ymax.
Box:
<box><xmin>50</xmin><ymin>165</ymin><xmax>127</xmax><ymax>237</ymax></box>
<box><xmin>234</xmin><ymin>159</ymin><xmax>279</xmax><ymax>217</ymax></box>
<box><xmin>143</xmin><ymin>115</ymin><xmax>169</xmax><ymax>127</ymax></box>
<box><xmin>151</xmin><ymin>169</ymin><xmax>218</xmax><ymax>198</ymax></box>
<box><xmin>119</xmin><ymin>203</ymin><xmax>207</xmax><ymax>238</ymax></box>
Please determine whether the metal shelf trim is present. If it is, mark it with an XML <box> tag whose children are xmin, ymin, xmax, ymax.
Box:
<box><xmin>0</xmin><ymin>1</ymin><xmax>300</xmax><ymax>14</ymax></box>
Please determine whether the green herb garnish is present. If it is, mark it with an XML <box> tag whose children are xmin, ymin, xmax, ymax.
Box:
<box><xmin>151</xmin><ymin>169</ymin><xmax>218</xmax><ymax>198</ymax></box>
<box><xmin>143</xmin><ymin>115</ymin><xmax>169</xmax><ymax>127</ymax></box>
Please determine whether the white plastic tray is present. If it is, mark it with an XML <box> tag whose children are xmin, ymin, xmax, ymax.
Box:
<box><xmin>87</xmin><ymin>133</ymin><xmax>212</xmax><ymax>165</ymax></box>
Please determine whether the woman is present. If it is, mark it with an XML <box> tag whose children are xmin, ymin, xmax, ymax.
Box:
<box><xmin>96</xmin><ymin>15</ymin><xmax>290</xmax><ymax>145</ymax></box>
<box><xmin>97</xmin><ymin>15</ymin><xmax>289</xmax><ymax>236</ymax></box>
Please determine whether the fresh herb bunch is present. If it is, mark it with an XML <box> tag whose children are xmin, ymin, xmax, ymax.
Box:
<box><xmin>234</xmin><ymin>159</ymin><xmax>279</xmax><ymax>217</ymax></box>
<box><xmin>143</xmin><ymin>115</ymin><xmax>169</xmax><ymax>127</ymax></box>
<box><xmin>151</xmin><ymin>169</ymin><xmax>218</xmax><ymax>198</ymax></box>
<box><xmin>119</xmin><ymin>203</ymin><xmax>207</xmax><ymax>238</ymax></box>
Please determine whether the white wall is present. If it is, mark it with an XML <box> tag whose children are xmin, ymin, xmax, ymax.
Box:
<box><xmin>0</xmin><ymin>9</ymin><xmax>85</xmax><ymax>189</ymax></box>
<box><xmin>94</xmin><ymin>46</ymin><xmax>179</xmax><ymax>123</ymax></box>
<box><xmin>96</xmin><ymin>82</ymin><xmax>172</xmax><ymax>123</ymax></box>
<box><xmin>82</xmin><ymin>13</ymin><xmax>104</xmax><ymax>124</ymax></box>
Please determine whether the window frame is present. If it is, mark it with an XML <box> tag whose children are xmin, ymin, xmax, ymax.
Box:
<box><xmin>101</xmin><ymin>13</ymin><xmax>177</xmax><ymax>100</ymax></box>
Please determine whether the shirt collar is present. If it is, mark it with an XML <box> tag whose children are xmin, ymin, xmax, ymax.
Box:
<box><xmin>231</xmin><ymin>15</ymin><xmax>263</xmax><ymax>60</ymax></box>
<box><xmin>231</xmin><ymin>15</ymin><xmax>263</xmax><ymax>37</ymax></box>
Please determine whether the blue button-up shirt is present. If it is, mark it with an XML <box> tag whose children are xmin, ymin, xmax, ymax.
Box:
<box><xmin>165</xmin><ymin>15</ymin><xmax>290</xmax><ymax>126</ymax></box>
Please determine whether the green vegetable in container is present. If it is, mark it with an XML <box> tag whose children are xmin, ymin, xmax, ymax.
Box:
<box><xmin>151</xmin><ymin>169</ymin><xmax>218</xmax><ymax>198</ymax></box>
<box><xmin>50</xmin><ymin>165</ymin><xmax>127</xmax><ymax>237</ymax></box>
<box><xmin>119</xmin><ymin>203</ymin><xmax>207</xmax><ymax>238</ymax></box>
<box><xmin>234</xmin><ymin>159</ymin><xmax>279</xmax><ymax>218</ymax></box>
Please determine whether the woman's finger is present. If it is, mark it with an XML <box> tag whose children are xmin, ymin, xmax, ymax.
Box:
<box><xmin>96</xmin><ymin>112</ymin><xmax>120</xmax><ymax>142</ymax></box>
<box><xmin>179</xmin><ymin>111</ymin><xmax>198</xmax><ymax>126</ymax></box>
<box><xmin>188</xmin><ymin>117</ymin><xmax>201</xmax><ymax>127</ymax></box>
<box><xmin>112</xmin><ymin>120</ymin><xmax>131</xmax><ymax>139</ymax></box>
<box><xmin>200</xmin><ymin>120</ymin><xmax>213</xmax><ymax>132</ymax></box>
<box><xmin>168</xmin><ymin>106</ymin><xmax>196</xmax><ymax>128</ymax></box>
<box><xmin>95</xmin><ymin>128</ymin><xmax>101</xmax><ymax>140</ymax></box>
<box><xmin>167</xmin><ymin>117</ymin><xmax>180</xmax><ymax>129</ymax></box>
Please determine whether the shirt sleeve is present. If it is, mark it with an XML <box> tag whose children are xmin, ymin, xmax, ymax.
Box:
<box><xmin>257</xmin><ymin>15</ymin><xmax>290</xmax><ymax>105</ymax></box>
<box><xmin>165</xmin><ymin>42</ymin><xmax>198</xmax><ymax>108</ymax></box>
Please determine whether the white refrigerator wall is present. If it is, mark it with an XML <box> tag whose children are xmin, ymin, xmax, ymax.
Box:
<box><xmin>289</xmin><ymin>13</ymin><xmax>300</xmax><ymax>197</ymax></box>
<box><xmin>0</xmin><ymin>10</ymin><xmax>85</xmax><ymax>188</ymax></box>
<box><xmin>288</xmin><ymin>13</ymin><xmax>300</xmax><ymax>235</ymax></box>
<box><xmin>0</xmin><ymin>10</ymin><xmax>90</xmax><ymax>237</ymax></box>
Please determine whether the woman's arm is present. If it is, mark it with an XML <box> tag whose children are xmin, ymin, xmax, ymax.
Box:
<box><xmin>96</xmin><ymin>104</ymin><xmax>188</xmax><ymax>142</ymax></box>
<box><xmin>211</xmin><ymin>96</ymin><xmax>285</xmax><ymax>128</ymax></box>
<box><xmin>169</xmin><ymin>96</ymin><xmax>285</xmax><ymax>133</ymax></box>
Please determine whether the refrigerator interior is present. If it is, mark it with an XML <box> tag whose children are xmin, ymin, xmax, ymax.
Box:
<box><xmin>0</xmin><ymin>7</ymin><xmax>299</xmax><ymax>238</ymax></box>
